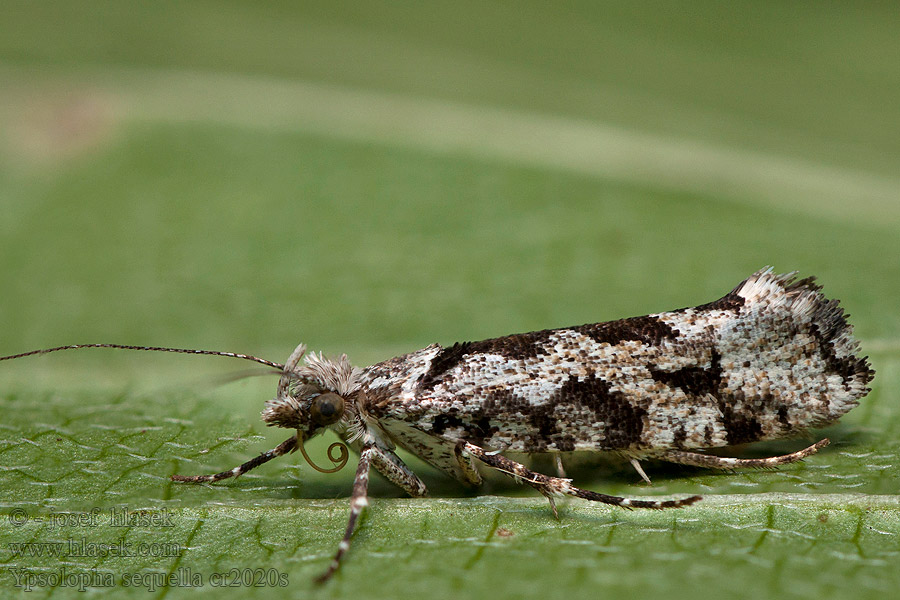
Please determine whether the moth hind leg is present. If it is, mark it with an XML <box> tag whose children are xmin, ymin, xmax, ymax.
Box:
<box><xmin>554</xmin><ymin>454</ymin><xmax>567</xmax><ymax>479</ymax></box>
<box><xmin>460</xmin><ymin>442</ymin><xmax>700</xmax><ymax>512</ymax></box>
<box><xmin>628</xmin><ymin>458</ymin><xmax>653</xmax><ymax>485</ymax></box>
<box><xmin>657</xmin><ymin>438</ymin><xmax>830</xmax><ymax>470</ymax></box>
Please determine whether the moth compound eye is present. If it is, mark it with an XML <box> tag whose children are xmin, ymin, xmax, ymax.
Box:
<box><xmin>310</xmin><ymin>393</ymin><xmax>345</xmax><ymax>425</ymax></box>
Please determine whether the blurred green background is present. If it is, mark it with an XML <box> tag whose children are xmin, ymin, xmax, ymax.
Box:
<box><xmin>1</xmin><ymin>2</ymin><xmax>898</xmax><ymax>599</ymax></box>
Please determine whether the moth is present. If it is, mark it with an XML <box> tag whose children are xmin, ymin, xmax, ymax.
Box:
<box><xmin>1</xmin><ymin>269</ymin><xmax>874</xmax><ymax>582</ymax></box>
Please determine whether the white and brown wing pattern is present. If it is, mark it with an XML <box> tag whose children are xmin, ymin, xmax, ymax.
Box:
<box><xmin>365</xmin><ymin>268</ymin><xmax>872</xmax><ymax>476</ymax></box>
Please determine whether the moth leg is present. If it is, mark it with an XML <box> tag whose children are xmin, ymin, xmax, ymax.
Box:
<box><xmin>371</xmin><ymin>446</ymin><xmax>429</xmax><ymax>497</ymax></box>
<box><xmin>658</xmin><ymin>439</ymin><xmax>829</xmax><ymax>470</ymax></box>
<box><xmin>171</xmin><ymin>435</ymin><xmax>297</xmax><ymax>483</ymax></box>
<box><xmin>555</xmin><ymin>454</ymin><xmax>567</xmax><ymax>479</ymax></box>
<box><xmin>453</xmin><ymin>441</ymin><xmax>485</xmax><ymax>486</ymax></box>
<box><xmin>628</xmin><ymin>458</ymin><xmax>652</xmax><ymax>485</ymax></box>
<box><xmin>316</xmin><ymin>442</ymin><xmax>375</xmax><ymax>584</ymax></box>
<box><xmin>461</xmin><ymin>442</ymin><xmax>700</xmax><ymax>510</ymax></box>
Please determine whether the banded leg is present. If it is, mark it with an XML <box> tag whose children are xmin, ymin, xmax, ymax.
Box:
<box><xmin>658</xmin><ymin>439</ymin><xmax>829</xmax><ymax>470</ymax></box>
<box><xmin>315</xmin><ymin>443</ymin><xmax>375</xmax><ymax>584</ymax></box>
<box><xmin>371</xmin><ymin>446</ymin><xmax>429</xmax><ymax>497</ymax></box>
<box><xmin>461</xmin><ymin>442</ymin><xmax>700</xmax><ymax>511</ymax></box>
<box><xmin>171</xmin><ymin>435</ymin><xmax>297</xmax><ymax>483</ymax></box>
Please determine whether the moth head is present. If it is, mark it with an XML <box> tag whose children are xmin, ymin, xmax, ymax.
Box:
<box><xmin>261</xmin><ymin>386</ymin><xmax>347</xmax><ymax>437</ymax></box>
<box><xmin>260</xmin><ymin>343</ymin><xmax>357</xmax><ymax>438</ymax></box>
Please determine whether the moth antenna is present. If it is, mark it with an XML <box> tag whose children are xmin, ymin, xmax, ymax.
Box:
<box><xmin>0</xmin><ymin>344</ymin><xmax>285</xmax><ymax>371</ymax></box>
<box><xmin>208</xmin><ymin>368</ymin><xmax>285</xmax><ymax>388</ymax></box>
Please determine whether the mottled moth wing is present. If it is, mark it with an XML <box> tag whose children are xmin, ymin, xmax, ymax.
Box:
<box><xmin>362</xmin><ymin>269</ymin><xmax>873</xmax><ymax>479</ymax></box>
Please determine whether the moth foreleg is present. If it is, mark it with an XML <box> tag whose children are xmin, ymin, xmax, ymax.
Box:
<box><xmin>657</xmin><ymin>439</ymin><xmax>829</xmax><ymax>470</ymax></box>
<box><xmin>315</xmin><ymin>442</ymin><xmax>375</xmax><ymax>584</ymax></box>
<box><xmin>370</xmin><ymin>446</ymin><xmax>428</xmax><ymax>497</ymax></box>
<box><xmin>171</xmin><ymin>435</ymin><xmax>297</xmax><ymax>483</ymax></box>
<box><xmin>461</xmin><ymin>442</ymin><xmax>700</xmax><ymax>511</ymax></box>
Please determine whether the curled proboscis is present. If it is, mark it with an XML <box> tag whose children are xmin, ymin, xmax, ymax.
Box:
<box><xmin>298</xmin><ymin>438</ymin><xmax>349</xmax><ymax>473</ymax></box>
